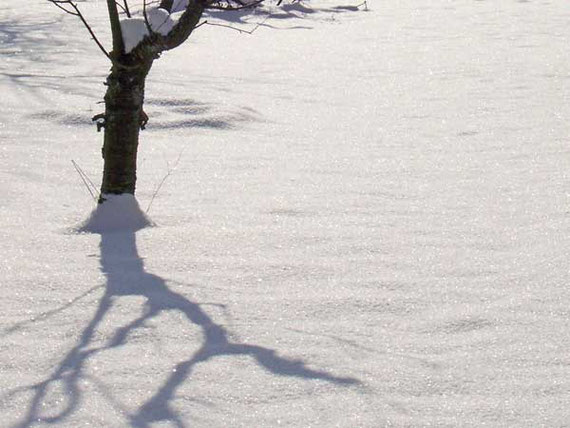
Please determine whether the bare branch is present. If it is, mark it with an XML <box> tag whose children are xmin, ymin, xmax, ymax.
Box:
<box><xmin>48</xmin><ymin>1</ymin><xmax>79</xmax><ymax>16</ymax></box>
<box><xmin>123</xmin><ymin>0</ymin><xmax>132</xmax><ymax>18</ymax></box>
<box><xmin>194</xmin><ymin>20</ymin><xmax>208</xmax><ymax>30</ymax></box>
<box><xmin>142</xmin><ymin>0</ymin><xmax>153</xmax><ymax>35</ymax></box>
<box><xmin>204</xmin><ymin>12</ymin><xmax>270</xmax><ymax>34</ymax></box>
<box><xmin>159</xmin><ymin>0</ymin><xmax>206</xmax><ymax>51</ymax></box>
<box><xmin>116</xmin><ymin>2</ymin><xmax>125</xmax><ymax>13</ymax></box>
<box><xmin>47</xmin><ymin>0</ymin><xmax>112</xmax><ymax>61</ymax></box>
<box><xmin>204</xmin><ymin>0</ymin><xmax>263</xmax><ymax>11</ymax></box>
<box><xmin>106</xmin><ymin>0</ymin><xmax>125</xmax><ymax>55</ymax></box>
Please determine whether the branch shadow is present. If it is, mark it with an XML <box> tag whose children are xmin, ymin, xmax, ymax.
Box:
<box><xmin>10</xmin><ymin>229</ymin><xmax>360</xmax><ymax>427</ymax></box>
<box><xmin>205</xmin><ymin>0</ymin><xmax>366</xmax><ymax>28</ymax></box>
<box><xmin>144</xmin><ymin>97</ymin><xmax>261</xmax><ymax>131</ymax></box>
<box><xmin>0</xmin><ymin>15</ymin><xmax>68</xmax><ymax>64</ymax></box>
<box><xmin>0</xmin><ymin>8</ymin><xmax>108</xmax><ymax>107</ymax></box>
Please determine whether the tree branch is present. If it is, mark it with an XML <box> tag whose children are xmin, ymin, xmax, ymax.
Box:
<box><xmin>106</xmin><ymin>0</ymin><xmax>125</xmax><ymax>55</ymax></box>
<box><xmin>123</xmin><ymin>0</ymin><xmax>132</xmax><ymax>18</ymax></box>
<box><xmin>204</xmin><ymin>0</ymin><xmax>263</xmax><ymax>11</ymax></box>
<box><xmin>47</xmin><ymin>0</ymin><xmax>112</xmax><ymax>61</ymax></box>
<box><xmin>159</xmin><ymin>0</ymin><xmax>206</xmax><ymax>51</ymax></box>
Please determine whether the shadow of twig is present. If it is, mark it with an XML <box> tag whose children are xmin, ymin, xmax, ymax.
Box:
<box><xmin>0</xmin><ymin>285</ymin><xmax>102</xmax><ymax>337</ymax></box>
<box><xmin>10</xmin><ymin>231</ymin><xmax>360</xmax><ymax>427</ymax></box>
<box><xmin>204</xmin><ymin>0</ymin><xmax>366</xmax><ymax>33</ymax></box>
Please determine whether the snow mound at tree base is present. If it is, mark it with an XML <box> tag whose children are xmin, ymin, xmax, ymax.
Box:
<box><xmin>77</xmin><ymin>194</ymin><xmax>154</xmax><ymax>233</ymax></box>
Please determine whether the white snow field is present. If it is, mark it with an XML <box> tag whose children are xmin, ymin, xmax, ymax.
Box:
<box><xmin>1</xmin><ymin>1</ymin><xmax>569</xmax><ymax>426</ymax></box>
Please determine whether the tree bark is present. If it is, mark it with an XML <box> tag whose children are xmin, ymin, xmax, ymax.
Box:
<box><xmin>99</xmin><ymin>60</ymin><xmax>153</xmax><ymax>200</ymax></box>
<box><xmin>98</xmin><ymin>0</ymin><xmax>205</xmax><ymax>202</ymax></box>
<box><xmin>106</xmin><ymin>0</ymin><xmax>124</xmax><ymax>53</ymax></box>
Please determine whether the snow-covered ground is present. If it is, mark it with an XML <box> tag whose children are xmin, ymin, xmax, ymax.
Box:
<box><xmin>1</xmin><ymin>1</ymin><xmax>569</xmax><ymax>426</ymax></box>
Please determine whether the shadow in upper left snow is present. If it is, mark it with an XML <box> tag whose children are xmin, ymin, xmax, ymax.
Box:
<box><xmin>9</xmin><ymin>199</ymin><xmax>360</xmax><ymax>428</ymax></box>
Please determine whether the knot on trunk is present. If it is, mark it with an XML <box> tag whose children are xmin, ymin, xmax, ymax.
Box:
<box><xmin>140</xmin><ymin>110</ymin><xmax>149</xmax><ymax>130</ymax></box>
<box><xmin>92</xmin><ymin>113</ymin><xmax>106</xmax><ymax>132</ymax></box>
<box><xmin>92</xmin><ymin>111</ymin><xmax>148</xmax><ymax>132</ymax></box>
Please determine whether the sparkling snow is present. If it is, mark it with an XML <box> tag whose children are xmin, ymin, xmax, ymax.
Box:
<box><xmin>0</xmin><ymin>1</ymin><xmax>569</xmax><ymax>427</ymax></box>
<box><xmin>78</xmin><ymin>194</ymin><xmax>154</xmax><ymax>233</ymax></box>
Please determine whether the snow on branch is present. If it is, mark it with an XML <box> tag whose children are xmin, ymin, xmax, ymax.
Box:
<box><xmin>47</xmin><ymin>1</ymin><xmax>363</xmax><ymax>61</ymax></box>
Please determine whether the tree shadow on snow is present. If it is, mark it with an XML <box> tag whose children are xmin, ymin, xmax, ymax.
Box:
<box><xmin>10</xmin><ymin>227</ymin><xmax>359</xmax><ymax>427</ymax></box>
<box><xmin>144</xmin><ymin>97</ymin><xmax>260</xmax><ymax>131</ymax></box>
<box><xmin>205</xmin><ymin>1</ymin><xmax>366</xmax><ymax>32</ymax></box>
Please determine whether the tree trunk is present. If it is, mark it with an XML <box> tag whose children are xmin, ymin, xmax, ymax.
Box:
<box><xmin>97</xmin><ymin>0</ymin><xmax>204</xmax><ymax>203</ymax></box>
<box><xmin>99</xmin><ymin>60</ymin><xmax>153</xmax><ymax>201</ymax></box>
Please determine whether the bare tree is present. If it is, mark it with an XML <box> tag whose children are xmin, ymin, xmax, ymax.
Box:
<box><xmin>48</xmin><ymin>0</ymin><xmax>272</xmax><ymax>203</ymax></box>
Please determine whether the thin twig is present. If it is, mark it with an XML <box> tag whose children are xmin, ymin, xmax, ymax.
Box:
<box><xmin>123</xmin><ymin>0</ymin><xmax>132</xmax><ymax>17</ymax></box>
<box><xmin>49</xmin><ymin>1</ymin><xmax>79</xmax><ymax>16</ymax></box>
<box><xmin>72</xmin><ymin>160</ymin><xmax>99</xmax><ymax>202</ymax></box>
<box><xmin>47</xmin><ymin>0</ymin><xmax>112</xmax><ymax>61</ymax></box>
<box><xmin>195</xmin><ymin>20</ymin><xmax>208</xmax><ymax>30</ymax></box>
<box><xmin>205</xmin><ymin>12</ymin><xmax>271</xmax><ymax>34</ymax></box>
<box><xmin>146</xmin><ymin>149</ymin><xmax>185</xmax><ymax>213</ymax></box>
<box><xmin>142</xmin><ymin>0</ymin><xmax>153</xmax><ymax>34</ymax></box>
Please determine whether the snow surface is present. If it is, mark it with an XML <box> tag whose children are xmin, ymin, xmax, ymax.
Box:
<box><xmin>78</xmin><ymin>194</ymin><xmax>154</xmax><ymax>234</ymax></box>
<box><xmin>1</xmin><ymin>0</ymin><xmax>569</xmax><ymax>427</ymax></box>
